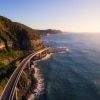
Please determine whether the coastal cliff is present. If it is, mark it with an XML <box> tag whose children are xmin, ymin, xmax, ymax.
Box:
<box><xmin>0</xmin><ymin>16</ymin><xmax>44</xmax><ymax>96</ymax></box>
<box><xmin>0</xmin><ymin>16</ymin><xmax>43</xmax><ymax>50</ymax></box>
<box><xmin>37</xmin><ymin>29</ymin><xmax>62</xmax><ymax>37</ymax></box>
<box><xmin>0</xmin><ymin>16</ymin><xmax>62</xmax><ymax>99</ymax></box>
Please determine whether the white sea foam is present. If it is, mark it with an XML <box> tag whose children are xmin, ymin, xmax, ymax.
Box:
<box><xmin>28</xmin><ymin>66</ymin><xmax>44</xmax><ymax>100</ymax></box>
<box><xmin>28</xmin><ymin>53</ymin><xmax>52</xmax><ymax>100</ymax></box>
<box><xmin>56</xmin><ymin>46</ymin><xmax>70</xmax><ymax>53</ymax></box>
<box><xmin>41</xmin><ymin>53</ymin><xmax>53</xmax><ymax>60</ymax></box>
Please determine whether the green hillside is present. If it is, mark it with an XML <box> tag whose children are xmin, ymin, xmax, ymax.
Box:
<box><xmin>0</xmin><ymin>16</ymin><xmax>43</xmax><ymax>95</ymax></box>
<box><xmin>0</xmin><ymin>16</ymin><xmax>61</xmax><ymax>95</ymax></box>
<box><xmin>0</xmin><ymin>16</ymin><xmax>40</xmax><ymax>50</ymax></box>
<box><xmin>37</xmin><ymin>29</ymin><xmax>62</xmax><ymax>37</ymax></box>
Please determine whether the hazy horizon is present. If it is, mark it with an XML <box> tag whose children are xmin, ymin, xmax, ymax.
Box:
<box><xmin>0</xmin><ymin>0</ymin><xmax>100</xmax><ymax>33</ymax></box>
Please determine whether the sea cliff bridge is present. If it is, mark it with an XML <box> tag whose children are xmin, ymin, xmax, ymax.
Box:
<box><xmin>0</xmin><ymin>47</ymin><xmax>50</xmax><ymax>100</ymax></box>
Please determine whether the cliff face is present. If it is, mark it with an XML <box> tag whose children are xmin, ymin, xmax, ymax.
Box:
<box><xmin>0</xmin><ymin>16</ymin><xmax>41</xmax><ymax>50</ymax></box>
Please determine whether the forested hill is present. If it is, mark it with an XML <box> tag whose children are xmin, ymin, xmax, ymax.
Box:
<box><xmin>0</xmin><ymin>15</ymin><xmax>62</xmax><ymax>96</ymax></box>
<box><xmin>37</xmin><ymin>29</ymin><xmax>62</xmax><ymax>37</ymax></box>
<box><xmin>0</xmin><ymin>16</ymin><xmax>62</xmax><ymax>50</ymax></box>
<box><xmin>0</xmin><ymin>16</ymin><xmax>44</xmax><ymax>95</ymax></box>
<box><xmin>0</xmin><ymin>16</ymin><xmax>41</xmax><ymax>50</ymax></box>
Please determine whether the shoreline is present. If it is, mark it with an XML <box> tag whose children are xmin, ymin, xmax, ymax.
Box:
<box><xmin>17</xmin><ymin>47</ymin><xmax>68</xmax><ymax>99</ymax></box>
<box><xmin>27</xmin><ymin>47</ymin><xmax>68</xmax><ymax>100</ymax></box>
<box><xmin>28</xmin><ymin>53</ymin><xmax>53</xmax><ymax>100</ymax></box>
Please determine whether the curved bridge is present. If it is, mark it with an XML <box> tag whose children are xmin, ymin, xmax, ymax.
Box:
<box><xmin>0</xmin><ymin>47</ymin><xmax>50</xmax><ymax>100</ymax></box>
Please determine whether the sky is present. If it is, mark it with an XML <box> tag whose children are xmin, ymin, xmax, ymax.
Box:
<box><xmin>0</xmin><ymin>0</ymin><xmax>100</xmax><ymax>33</ymax></box>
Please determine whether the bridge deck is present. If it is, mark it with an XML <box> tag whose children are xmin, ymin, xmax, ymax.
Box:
<box><xmin>0</xmin><ymin>47</ymin><xmax>50</xmax><ymax>100</ymax></box>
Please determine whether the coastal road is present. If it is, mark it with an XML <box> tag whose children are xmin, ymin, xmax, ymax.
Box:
<box><xmin>0</xmin><ymin>47</ymin><xmax>49</xmax><ymax>100</ymax></box>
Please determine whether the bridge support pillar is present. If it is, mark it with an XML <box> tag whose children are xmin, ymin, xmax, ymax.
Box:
<box><xmin>39</xmin><ymin>53</ymin><xmax>41</xmax><ymax>58</ymax></box>
<box><xmin>13</xmin><ymin>87</ymin><xmax>18</xmax><ymax>100</ymax></box>
<box><xmin>47</xmin><ymin>49</ymin><xmax>50</xmax><ymax>54</ymax></box>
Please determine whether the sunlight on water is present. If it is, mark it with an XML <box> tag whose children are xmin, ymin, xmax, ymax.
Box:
<box><xmin>36</xmin><ymin>34</ymin><xmax>100</xmax><ymax>100</ymax></box>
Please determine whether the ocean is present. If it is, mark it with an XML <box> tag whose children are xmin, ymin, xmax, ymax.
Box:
<box><xmin>29</xmin><ymin>33</ymin><xmax>100</xmax><ymax>100</ymax></box>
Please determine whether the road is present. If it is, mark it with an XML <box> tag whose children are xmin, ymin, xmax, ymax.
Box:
<box><xmin>0</xmin><ymin>48</ymin><xmax>49</xmax><ymax>100</ymax></box>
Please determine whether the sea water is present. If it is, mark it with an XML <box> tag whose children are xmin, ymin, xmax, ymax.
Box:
<box><xmin>30</xmin><ymin>33</ymin><xmax>100</xmax><ymax>100</ymax></box>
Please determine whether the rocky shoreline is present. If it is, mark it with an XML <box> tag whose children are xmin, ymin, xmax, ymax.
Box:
<box><xmin>17</xmin><ymin>47</ymin><xmax>67</xmax><ymax>100</ymax></box>
<box><xmin>17</xmin><ymin>64</ymin><xmax>38</xmax><ymax>100</ymax></box>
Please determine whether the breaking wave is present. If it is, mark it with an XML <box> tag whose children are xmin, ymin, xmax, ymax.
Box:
<box><xmin>55</xmin><ymin>46</ymin><xmax>70</xmax><ymax>53</ymax></box>
<box><xmin>28</xmin><ymin>53</ymin><xmax>52</xmax><ymax>100</ymax></box>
